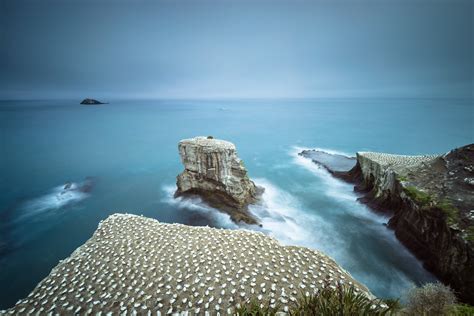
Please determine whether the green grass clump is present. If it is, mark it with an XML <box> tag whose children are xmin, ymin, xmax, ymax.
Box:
<box><xmin>396</xmin><ymin>175</ymin><xmax>409</xmax><ymax>182</ymax></box>
<box><xmin>290</xmin><ymin>284</ymin><xmax>399</xmax><ymax>316</ymax></box>
<box><xmin>234</xmin><ymin>299</ymin><xmax>280</xmax><ymax>315</ymax></box>
<box><xmin>437</xmin><ymin>199</ymin><xmax>459</xmax><ymax>225</ymax></box>
<box><xmin>466</xmin><ymin>226</ymin><xmax>474</xmax><ymax>242</ymax></box>
<box><xmin>404</xmin><ymin>186</ymin><xmax>432</xmax><ymax>206</ymax></box>
<box><xmin>237</xmin><ymin>284</ymin><xmax>399</xmax><ymax>316</ymax></box>
<box><xmin>451</xmin><ymin>303</ymin><xmax>474</xmax><ymax>315</ymax></box>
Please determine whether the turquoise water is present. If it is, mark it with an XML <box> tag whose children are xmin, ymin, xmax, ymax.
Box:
<box><xmin>0</xmin><ymin>98</ymin><xmax>472</xmax><ymax>309</ymax></box>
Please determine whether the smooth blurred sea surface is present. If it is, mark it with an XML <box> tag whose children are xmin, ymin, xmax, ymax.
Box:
<box><xmin>0</xmin><ymin>98</ymin><xmax>472</xmax><ymax>309</ymax></box>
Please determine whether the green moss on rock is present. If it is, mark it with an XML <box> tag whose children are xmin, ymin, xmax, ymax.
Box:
<box><xmin>466</xmin><ymin>226</ymin><xmax>474</xmax><ymax>243</ymax></box>
<box><xmin>396</xmin><ymin>175</ymin><xmax>409</xmax><ymax>182</ymax></box>
<box><xmin>404</xmin><ymin>186</ymin><xmax>432</xmax><ymax>206</ymax></box>
<box><xmin>437</xmin><ymin>199</ymin><xmax>459</xmax><ymax>226</ymax></box>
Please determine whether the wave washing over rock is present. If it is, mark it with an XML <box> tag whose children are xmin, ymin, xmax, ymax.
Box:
<box><xmin>0</xmin><ymin>214</ymin><xmax>374</xmax><ymax>315</ymax></box>
<box><xmin>0</xmin><ymin>178</ymin><xmax>94</xmax><ymax>257</ymax></box>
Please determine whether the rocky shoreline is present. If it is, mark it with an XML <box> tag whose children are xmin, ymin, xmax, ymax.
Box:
<box><xmin>300</xmin><ymin>145</ymin><xmax>474</xmax><ymax>304</ymax></box>
<box><xmin>0</xmin><ymin>214</ymin><xmax>373</xmax><ymax>314</ymax></box>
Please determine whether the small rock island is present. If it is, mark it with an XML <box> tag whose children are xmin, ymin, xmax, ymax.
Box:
<box><xmin>80</xmin><ymin>98</ymin><xmax>106</xmax><ymax>105</ymax></box>
<box><xmin>175</xmin><ymin>136</ymin><xmax>263</xmax><ymax>225</ymax></box>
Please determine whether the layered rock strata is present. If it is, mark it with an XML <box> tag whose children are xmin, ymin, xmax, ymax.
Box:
<box><xmin>175</xmin><ymin>136</ymin><xmax>262</xmax><ymax>225</ymax></box>
<box><xmin>301</xmin><ymin>145</ymin><xmax>474</xmax><ymax>304</ymax></box>
<box><xmin>1</xmin><ymin>214</ymin><xmax>374</xmax><ymax>315</ymax></box>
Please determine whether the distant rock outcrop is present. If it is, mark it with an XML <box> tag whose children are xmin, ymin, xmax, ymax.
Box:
<box><xmin>301</xmin><ymin>145</ymin><xmax>474</xmax><ymax>304</ymax></box>
<box><xmin>80</xmin><ymin>98</ymin><xmax>106</xmax><ymax>105</ymax></box>
<box><xmin>175</xmin><ymin>136</ymin><xmax>262</xmax><ymax>225</ymax></box>
<box><xmin>299</xmin><ymin>149</ymin><xmax>357</xmax><ymax>173</ymax></box>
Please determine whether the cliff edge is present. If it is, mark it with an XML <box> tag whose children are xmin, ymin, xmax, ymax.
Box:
<box><xmin>175</xmin><ymin>136</ymin><xmax>262</xmax><ymax>225</ymax></box>
<box><xmin>0</xmin><ymin>214</ymin><xmax>373</xmax><ymax>314</ymax></box>
<box><xmin>338</xmin><ymin>145</ymin><xmax>474</xmax><ymax>304</ymax></box>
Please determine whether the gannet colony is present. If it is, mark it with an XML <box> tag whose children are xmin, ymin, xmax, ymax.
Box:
<box><xmin>0</xmin><ymin>213</ymin><xmax>372</xmax><ymax>315</ymax></box>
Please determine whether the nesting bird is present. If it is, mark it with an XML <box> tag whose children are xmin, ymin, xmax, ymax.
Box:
<box><xmin>0</xmin><ymin>214</ymin><xmax>373</xmax><ymax>315</ymax></box>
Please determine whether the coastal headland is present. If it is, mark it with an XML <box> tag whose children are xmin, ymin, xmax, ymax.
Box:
<box><xmin>300</xmin><ymin>144</ymin><xmax>474</xmax><ymax>304</ymax></box>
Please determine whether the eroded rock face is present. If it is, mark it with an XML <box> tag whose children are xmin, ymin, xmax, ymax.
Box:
<box><xmin>175</xmin><ymin>136</ymin><xmax>262</xmax><ymax>224</ymax></box>
<box><xmin>332</xmin><ymin>146</ymin><xmax>474</xmax><ymax>304</ymax></box>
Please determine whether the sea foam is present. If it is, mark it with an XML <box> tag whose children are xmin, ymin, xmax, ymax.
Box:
<box><xmin>14</xmin><ymin>182</ymin><xmax>89</xmax><ymax>223</ymax></box>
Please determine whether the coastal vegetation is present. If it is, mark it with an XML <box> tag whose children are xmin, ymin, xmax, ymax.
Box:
<box><xmin>405</xmin><ymin>282</ymin><xmax>457</xmax><ymax>315</ymax></box>
<box><xmin>403</xmin><ymin>186</ymin><xmax>460</xmax><ymax>225</ymax></box>
<box><xmin>396</xmin><ymin>175</ymin><xmax>409</xmax><ymax>182</ymax></box>
<box><xmin>467</xmin><ymin>226</ymin><xmax>474</xmax><ymax>242</ymax></box>
<box><xmin>237</xmin><ymin>282</ymin><xmax>474</xmax><ymax>315</ymax></box>
<box><xmin>437</xmin><ymin>199</ymin><xmax>460</xmax><ymax>226</ymax></box>
<box><xmin>403</xmin><ymin>186</ymin><xmax>432</xmax><ymax>207</ymax></box>
<box><xmin>237</xmin><ymin>283</ymin><xmax>398</xmax><ymax>315</ymax></box>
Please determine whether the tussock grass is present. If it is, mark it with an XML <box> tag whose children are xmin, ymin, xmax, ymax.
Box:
<box><xmin>236</xmin><ymin>283</ymin><xmax>400</xmax><ymax>316</ymax></box>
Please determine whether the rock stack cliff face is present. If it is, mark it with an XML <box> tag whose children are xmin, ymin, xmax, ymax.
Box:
<box><xmin>341</xmin><ymin>146</ymin><xmax>474</xmax><ymax>304</ymax></box>
<box><xmin>175</xmin><ymin>136</ymin><xmax>262</xmax><ymax>224</ymax></box>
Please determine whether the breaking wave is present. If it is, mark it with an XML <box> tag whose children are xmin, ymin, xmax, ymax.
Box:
<box><xmin>161</xmin><ymin>185</ymin><xmax>239</xmax><ymax>229</ymax></box>
<box><xmin>291</xmin><ymin>146</ymin><xmax>387</xmax><ymax>222</ymax></box>
<box><xmin>290</xmin><ymin>145</ymin><xmax>436</xmax><ymax>296</ymax></box>
<box><xmin>161</xmin><ymin>179</ymin><xmax>334</xmax><ymax>249</ymax></box>
<box><xmin>14</xmin><ymin>182</ymin><xmax>90</xmax><ymax>223</ymax></box>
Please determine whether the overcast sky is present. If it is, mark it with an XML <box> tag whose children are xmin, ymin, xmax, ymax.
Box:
<box><xmin>0</xmin><ymin>0</ymin><xmax>472</xmax><ymax>99</ymax></box>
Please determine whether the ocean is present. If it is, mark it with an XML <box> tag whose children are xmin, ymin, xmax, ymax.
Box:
<box><xmin>0</xmin><ymin>98</ymin><xmax>472</xmax><ymax>309</ymax></box>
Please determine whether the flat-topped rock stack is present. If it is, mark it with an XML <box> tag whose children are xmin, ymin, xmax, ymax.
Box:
<box><xmin>175</xmin><ymin>136</ymin><xmax>263</xmax><ymax>225</ymax></box>
<box><xmin>1</xmin><ymin>214</ymin><xmax>372</xmax><ymax>315</ymax></box>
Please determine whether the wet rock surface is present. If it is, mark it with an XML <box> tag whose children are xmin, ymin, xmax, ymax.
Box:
<box><xmin>0</xmin><ymin>214</ymin><xmax>371</xmax><ymax>314</ymax></box>
<box><xmin>175</xmin><ymin>137</ymin><xmax>263</xmax><ymax>225</ymax></box>
<box><xmin>298</xmin><ymin>150</ymin><xmax>356</xmax><ymax>173</ymax></box>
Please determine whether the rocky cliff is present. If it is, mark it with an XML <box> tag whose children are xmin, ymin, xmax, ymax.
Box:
<box><xmin>1</xmin><ymin>214</ymin><xmax>374</xmax><ymax>314</ymax></box>
<box><xmin>339</xmin><ymin>146</ymin><xmax>474</xmax><ymax>304</ymax></box>
<box><xmin>175</xmin><ymin>136</ymin><xmax>262</xmax><ymax>225</ymax></box>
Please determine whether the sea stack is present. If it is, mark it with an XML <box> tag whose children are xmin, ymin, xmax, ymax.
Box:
<box><xmin>175</xmin><ymin>136</ymin><xmax>262</xmax><ymax>224</ymax></box>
